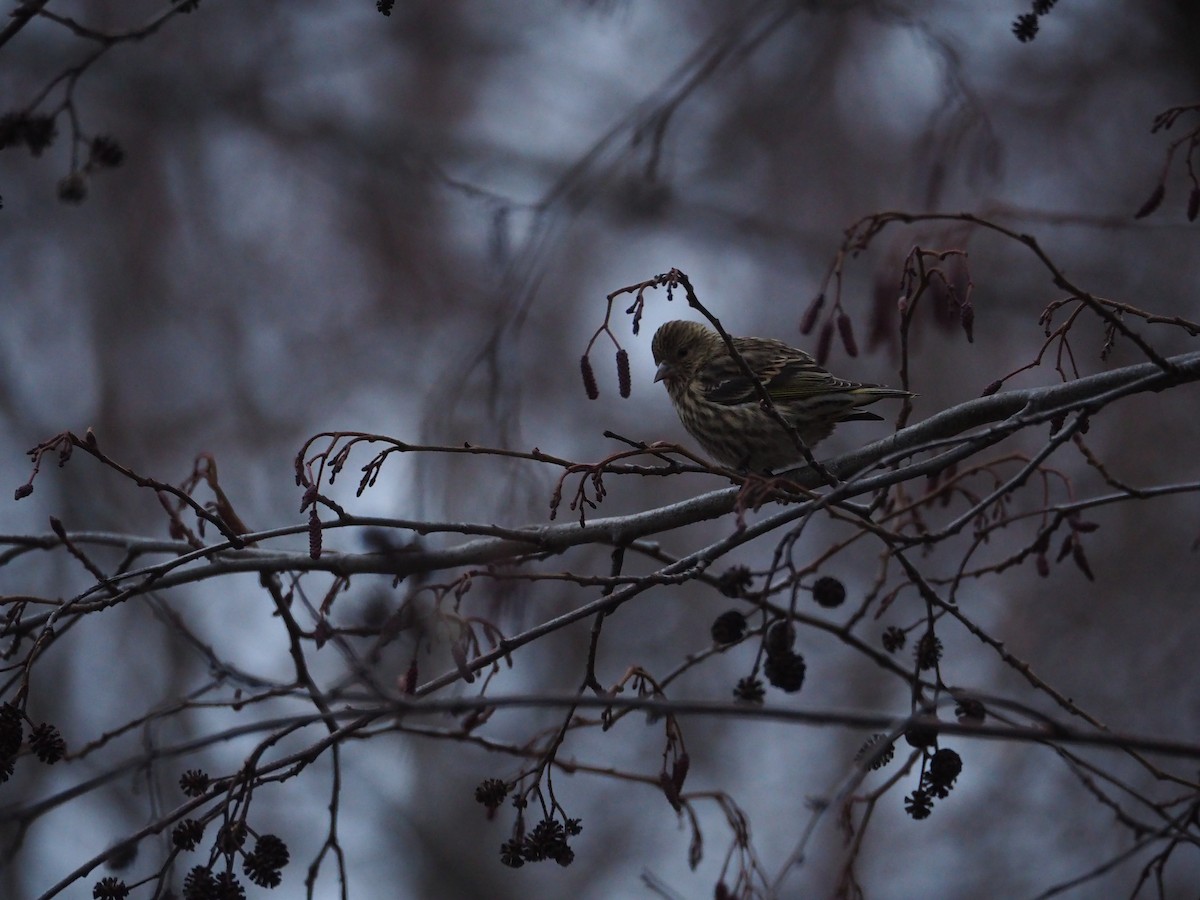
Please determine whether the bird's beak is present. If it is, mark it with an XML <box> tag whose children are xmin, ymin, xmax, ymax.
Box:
<box><xmin>654</xmin><ymin>362</ymin><xmax>671</xmax><ymax>383</ymax></box>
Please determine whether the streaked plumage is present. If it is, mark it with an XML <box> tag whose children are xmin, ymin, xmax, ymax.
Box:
<box><xmin>651</xmin><ymin>320</ymin><xmax>912</xmax><ymax>471</ymax></box>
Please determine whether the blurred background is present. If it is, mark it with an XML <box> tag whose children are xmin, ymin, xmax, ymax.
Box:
<box><xmin>2</xmin><ymin>1</ymin><xmax>1200</xmax><ymax>897</ymax></box>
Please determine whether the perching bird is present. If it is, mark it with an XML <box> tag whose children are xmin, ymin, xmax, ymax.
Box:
<box><xmin>651</xmin><ymin>319</ymin><xmax>912</xmax><ymax>472</ymax></box>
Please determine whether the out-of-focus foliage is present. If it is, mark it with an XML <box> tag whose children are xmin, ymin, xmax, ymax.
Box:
<box><xmin>3</xmin><ymin>2</ymin><xmax>1200</xmax><ymax>898</ymax></box>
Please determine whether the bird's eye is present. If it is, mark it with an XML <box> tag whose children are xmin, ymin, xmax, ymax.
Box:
<box><xmin>677</xmin><ymin>347</ymin><xmax>689</xmax><ymax>359</ymax></box>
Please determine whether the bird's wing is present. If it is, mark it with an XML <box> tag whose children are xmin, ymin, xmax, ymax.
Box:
<box><xmin>699</xmin><ymin>339</ymin><xmax>864</xmax><ymax>406</ymax></box>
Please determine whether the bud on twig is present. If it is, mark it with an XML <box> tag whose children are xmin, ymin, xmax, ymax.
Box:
<box><xmin>671</xmin><ymin>753</ymin><xmax>690</xmax><ymax>794</ymax></box>
<box><xmin>627</xmin><ymin>300</ymin><xmax>644</xmax><ymax>335</ymax></box>
<box><xmin>1134</xmin><ymin>183</ymin><xmax>1165</xmax><ymax>219</ymax></box>
<box><xmin>451</xmin><ymin>640</ymin><xmax>476</xmax><ymax>683</ymax></box>
<box><xmin>960</xmin><ymin>303</ymin><xmax>975</xmax><ymax>343</ymax></box>
<box><xmin>1071</xmin><ymin>542</ymin><xmax>1095</xmax><ymax>581</ymax></box>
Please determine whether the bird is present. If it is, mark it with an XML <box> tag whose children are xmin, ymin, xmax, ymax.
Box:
<box><xmin>650</xmin><ymin>319</ymin><xmax>912</xmax><ymax>472</ymax></box>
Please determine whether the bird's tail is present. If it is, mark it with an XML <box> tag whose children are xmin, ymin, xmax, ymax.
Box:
<box><xmin>852</xmin><ymin>386</ymin><xmax>914</xmax><ymax>401</ymax></box>
<box><xmin>840</xmin><ymin>386</ymin><xmax>913</xmax><ymax>420</ymax></box>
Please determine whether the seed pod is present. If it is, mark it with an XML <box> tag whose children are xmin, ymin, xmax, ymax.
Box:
<box><xmin>812</xmin><ymin>575</ymin><xmax>846</xmax><ymax>608</ymax></box>
<box><xmin>764</xmin><ymin>619</ymin><xmax>796</xmax><ymax>657</ymax></box>
<box><xmin>815</xmin><ymin>321</ymin><xmax>834</xmax><ymax>366</ymax></box>
<box><xmin>580</xmin><ymin>354</ymin><xmax>599</xmax><ymax>400</ymax></box>
<box><xmin>799</xmin><ymin>293</ymin><xmax>825</xmax><ymax>335</ymax></box>
<box><xmin>836</xmin><ymin>312</ymin><xmax>858</xmax><ymax>357</ymax></box>
<box><xmin>616</xmin><ymin>348</ymin><xmax>631</xmax><ymax>398</ymax></box>
<box><xmin>763</xmin><ymin>649</ymin><xmax>806</xmax><ymax>693</ymax></box>
<box><xmin>308</xmin><ymin>508</ymin><xmax>322</xmax><ymax>560</ymax></box>
<box><xmin>904</xmin><ymin>721</ymin><xmax>938</xmax><ymax>748</ymax></box>
<box><xmin>710</xmin><ymin>610</ymin><xmax>747</xmax><ymax>645</ymax></box>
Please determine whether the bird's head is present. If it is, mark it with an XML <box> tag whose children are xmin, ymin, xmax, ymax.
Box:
<box><xmin>651</xmin><ymin>320</ymin><xmax>717</xmax><ymax>386</ymax></box>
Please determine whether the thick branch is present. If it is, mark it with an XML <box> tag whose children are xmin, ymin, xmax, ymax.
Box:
<box><xmin>11</xmin><ymin>349</ymin><xmax>1200</xmax><ymax>621</ymax></box>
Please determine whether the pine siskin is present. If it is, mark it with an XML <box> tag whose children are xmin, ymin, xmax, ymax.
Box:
<box><xmin>651</xmin><ymin>319</ymin><xmax>912</xmax><ymax>471</ymax></box>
